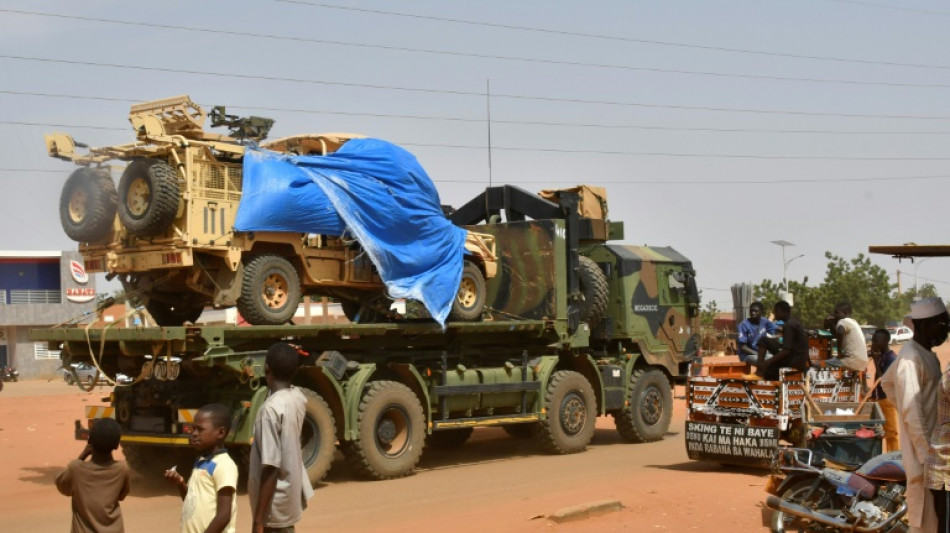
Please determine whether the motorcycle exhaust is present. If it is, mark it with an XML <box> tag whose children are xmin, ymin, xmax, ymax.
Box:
<box><xmin>765</xmin><ymin>495</ymin><xmax>907</xmax><ymax>533</ymax></box>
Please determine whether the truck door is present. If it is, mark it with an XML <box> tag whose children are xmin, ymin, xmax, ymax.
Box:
<box><xmin>658</xmin><ymin>267</ymin><xmax>696</xmax><ymax>354</ymax></box>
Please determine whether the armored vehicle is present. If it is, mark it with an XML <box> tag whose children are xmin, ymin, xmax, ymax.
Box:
<box><xmin>33</xmin><ymin>183</ymin><xmax>702</xmax><ymax>484</ymax></box>
<box><xmin>46</xmin><ymin>95</ymin><xmax>496</xmax><ymax>325</ymax></box>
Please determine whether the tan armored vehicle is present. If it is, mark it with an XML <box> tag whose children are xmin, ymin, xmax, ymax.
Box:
<box><xmin>46</xmin><ymin>95</ymin><xmax>496</xmax><ymax>325</ymax></box>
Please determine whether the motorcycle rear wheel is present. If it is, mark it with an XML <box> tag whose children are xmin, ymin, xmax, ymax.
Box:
<box><xmin>770</xmin><ymin>478</ymin><xmax>843</xmax><ymax>533</ymax></box>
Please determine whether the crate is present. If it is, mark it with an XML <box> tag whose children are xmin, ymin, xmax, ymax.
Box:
<box><xmin>804</xmin><ymin>401</ymin><xmax>884</xmax><ymax>427</ymax></box>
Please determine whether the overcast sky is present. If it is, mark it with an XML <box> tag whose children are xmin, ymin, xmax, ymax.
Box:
<box><xmin>0</xmin><ymin>1</ymin><xmax>948</xmax><ymax>312</ymax></box>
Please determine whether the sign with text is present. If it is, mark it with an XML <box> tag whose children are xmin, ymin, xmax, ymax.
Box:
<box><xmin>685</xmin><ymin>421</ymin><xmax>779</xmax><ymax>467</ymax></box>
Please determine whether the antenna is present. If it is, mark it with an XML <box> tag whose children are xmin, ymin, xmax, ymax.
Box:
<box><xmin>486</xmin><ymin>79</ymin><xmax>493</xmax><ymax>188</ymax></box>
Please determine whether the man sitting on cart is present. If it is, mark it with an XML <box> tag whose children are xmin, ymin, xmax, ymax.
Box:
<box><xmin>756</xmin><ymin>300</ymin><xmax>809</xmax><ymax>381</ymax></box>
<box><xmin>737</xmin><ymin>301</ymin><xmax>777</xmax><ymax>365</ymax></box>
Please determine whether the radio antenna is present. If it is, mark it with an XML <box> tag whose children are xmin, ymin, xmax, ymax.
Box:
<box><xmin>486</xmin><ymin>79</ymin><xmax>493</xmax><ymax>188</ymax></box>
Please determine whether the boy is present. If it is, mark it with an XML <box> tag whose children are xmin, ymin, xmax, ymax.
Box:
<box><xmin>55</xmin><ymin>417</ymin><xmax>131</xmax><ymax>533</ymax></box>
<box><xmin>164</xmin><ymin>403</ymin><xmax>238</xmax><ymax>533</ymax></box>
<box><xmin>249</xmin><ymin>342</ymin><xmax>313</xmax><ymax>533</ymax></box>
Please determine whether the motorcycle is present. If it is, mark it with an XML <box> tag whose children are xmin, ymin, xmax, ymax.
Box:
<box><xmin>764</xmin><ymin>448</ymin><xmax>907</xmax><ymax>533</ymax></box>
<box><xmin>1</xmin><ymin>366</ymin><xmax>17</xmax><ymax>382</ymax></box>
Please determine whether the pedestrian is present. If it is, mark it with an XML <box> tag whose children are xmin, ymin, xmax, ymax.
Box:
<box><xmin>55</xmin><ymin>417</ymin><xmax>131</xmax><ymax>533</ymax></box>
<box><xmin>928</xmin><ymin>360</ymin><xmax>950</xmax><ymax>533</ymax></box>
<box><xmin>869</xmin><ymin>328</ymin><xmax>899</xmax><ymax>451</ymax></box>
<box><xmin>755</xmin><ymin>301</ymin><xmax>809</xmax><ymax>381</ymax></box>
<box><xmin>881</xmin><ymin>297</ymin><xmax>950</xmax><ymax>533</ymax></box>
<box><xmin>164</xmin><ymin>403</ymin><xmax>238</xmax><ymax>533</ymax></box>
<box><xmin>249</xmin><ymin>342</ymin><xmax>313</xmax><ymax>533</ymax></box>
<box><xmin>736</xmin><ymin>301</ymin><xmax>777</xmax><ymax>365</ymax></box>
<box><xmin>829</xmin><ymin>302</ymin><xmax>869</xmax><ymax>372</ymax></box>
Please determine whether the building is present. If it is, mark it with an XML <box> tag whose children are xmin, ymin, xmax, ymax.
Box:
<box><xmin>0</xmin><ymin>251</ymin><xmax>97</xmax><ymax>379</ymax></box>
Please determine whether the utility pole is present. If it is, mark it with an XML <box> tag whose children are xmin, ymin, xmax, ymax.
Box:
<box><xmin>897</xmin><ymin>268</ymin><xmax>901</xmax><ymax>296</ymax></box>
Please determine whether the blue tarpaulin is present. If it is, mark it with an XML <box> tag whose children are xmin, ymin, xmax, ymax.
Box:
<box><xmin>234</xmin><ymin>139</ymin><xmax>467</xmax><ymax>325</ymax></box>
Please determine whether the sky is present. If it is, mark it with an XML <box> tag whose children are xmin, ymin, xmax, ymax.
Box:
<box><xmin>0</xmin><ymin>0</ymin><xmax>948</xmax><ymax>312</ymax></box>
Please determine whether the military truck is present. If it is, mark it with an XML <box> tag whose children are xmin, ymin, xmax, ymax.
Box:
<box><xmin>33</xmin><ymin>183</ymin><xmax>702</xmax><ymax>484</ymax></box>
<box><xmin>45</xmin><ymin>95</ymin><xmax>496</xmax><ymax>325</ymax></box>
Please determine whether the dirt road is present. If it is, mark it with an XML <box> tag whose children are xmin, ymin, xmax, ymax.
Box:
<box><xmin>7</xmin><ymin>343</ymin><xmax>942</xmax><ymax>533</ymax></box>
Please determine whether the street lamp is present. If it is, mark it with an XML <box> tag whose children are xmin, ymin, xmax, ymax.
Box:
<box><xmin>913</xmin><ymin>257</ymin><xmax>931</xmax><ymax>297</ymax></box>
<box><xmin>771</xmin><ymin>240</ymin><xmax>804</xmax><ymax>293</ymax></box>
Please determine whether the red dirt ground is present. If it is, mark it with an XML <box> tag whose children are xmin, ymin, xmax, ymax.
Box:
<box><xmin>2</xmin><ymin>342</ymin><xmax>945</xmax><ymax>532</ymax></box>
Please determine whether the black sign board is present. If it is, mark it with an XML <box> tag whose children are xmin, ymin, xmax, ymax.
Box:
<box><xmin>685</xmin><ymin>421</ymin><xmax>779</xmax><ymax>467</ymax></box>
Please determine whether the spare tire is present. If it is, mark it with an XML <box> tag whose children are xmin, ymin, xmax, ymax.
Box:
<box><xmin>577</xmin><ymin>256</ymin><xmax>608</xmax><ymax>326</ymax></box>
<box><xmin>59</xmin><ymin>167</ymin><xmax>117</xmax><ymax>242</ymax></box>
<box><xmin>448</xmin><ymin>261</ymin><xmax>487</xmax><ymax>322</ymax></box>
<box><xmin>117</xmin><ymin>159</ymin><xmax>180</xmax><ymax>237</ymax></box>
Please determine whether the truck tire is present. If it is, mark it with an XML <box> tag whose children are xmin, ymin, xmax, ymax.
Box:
<box><xmin>448</xmin><ymin>261</ymin><xmax>486</xmax><ymax>322</ymax></box>
<box><xmin>238</xmin><ymin>255</ymin><xmax>301</xmax><ymax>325</ymax></box>
<box><xmin>118</xmin><ymin>159</ymin><xmax>180</xmax><ymax>237</ymax></box>
<box><xmin>59</xmin><ymin>167</ymin><xmax>117</xmax><ymax>242</ymax></box>
<box><xmin>613</xmin><ymin>368</ymin><xmax>673</xmax><ymax>443</ymax></box>
<box><xmin>342</xmin><ymin>381</ymin><xmax>426</xmax><ymax>480</ymax></box>
<box><xmin>426</xmin><ymin>427</ymin><xmax>473</xmax><ymax>449</ymax></box>
<box><xmin>534</xmin><ymin>371</ymin><xmax>597</xmax><ymax>454</ymax></box>
<box><xmin>577</xmin><ymin>256</ymin><xmax>609</xmax><ymax>326</ymax></box>
<box><xmin>300</xmin><ymin>387</ymin><xmax>337</xmax><ymax>486</ymax></box>
<box><xmin>144</xmin><ymin>299</ymin><xmax>204</xmax><ymax>326</ymax></box>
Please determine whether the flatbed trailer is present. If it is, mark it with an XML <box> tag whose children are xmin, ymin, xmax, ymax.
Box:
<box><xmin>34</xmin><ymin>184</ymin><xmax>703</xmax><ymax>484</ymax></box>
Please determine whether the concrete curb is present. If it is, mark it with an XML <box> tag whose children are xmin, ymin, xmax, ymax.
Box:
<box><xmin>548</xmin><ymin>499</ymin><xmax>623</xmax><ymax>523</ymax></box>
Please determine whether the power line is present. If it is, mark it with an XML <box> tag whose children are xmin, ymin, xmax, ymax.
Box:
<box><xmin>3</xmin><ymin>52</ymin><xmax>950</xmax><ymax>96</ymax></box>
<box><xmin>8</xmin><ymin>8</ymin><xmax>950</xmax><ymax>80</ymax></box>
<box><xmin>5</xmin><ymin>120</ymin><xmax>947</xmax><ymax>160</ymax></box>
<box><xmin>7</xmin><ymin>116</ymin><xmax>950</xmax><ymax>137</ymax></box>
<box><xmin>825</xmin><ymin>0</ymin><xmax>950</xmax><ymax>17</ymax></box>
<box><xmin>7</xmin><ymin>167</ymin><xmax>950</xmax><ymax>186</ymax></box>
<box><xmin>276</xmin><ymin>1</ymin><xmax>950</xmax><ymax>71</ymax></box>
<box><xmin>4</xmin><ymin>87</ymin><xmax>950</xmax><ymax>123</ymax></box>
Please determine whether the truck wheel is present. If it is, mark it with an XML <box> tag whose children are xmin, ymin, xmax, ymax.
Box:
<box><xmin>448</xmin><ymin>261</ymin><xmax>486</xmax><ymax>322</ymax></box>
<box><xmin>577</xmin><ymin>256</ymin><xmax>608</xmax><ymax>326</ymax></box>
<box><xmin>300</xmin><ymin>388</ymin><xmax>337</xmax><ymax>486</ymax></box>
<box><xmin>613</xmin><ymin>368</ymin><xmax>673</xmax><ymax>443</ymax></box>
<box><xmin>534</xmin><ymin>371</ymin><xmax>597</xmax><ymax>454</ymax></box>
<box><xmin>502</xmin><ymin>423</ymin><xmax>536</xmax><ymax>439</ymax></box>
<box><xmin>144</xmin><ymin>299</ymin><xmax>204</xmax><ymax>326</ymax></box>
<box><xmin>238</xmin><ymin>255</ymin><xmax>301</xmax><ymax>325</ymax></box>
<box><xmin>59</xmin><ymin>167</ymin><xmax>117</xmax><ymax>242</ymax></box>
<box><xmin>343</xmin><ymin>381</ymin><xmax>426</xmax><ymax>480</ymax></box>
<box><xmin>426</xmin><ymin>427</ymin><xmax>473</xmax><ymax>449</ymax></box>
<box><xmin>118</xmin><ymin>158</ymin><xmax>180</xmax><ymax>237</ymax></box>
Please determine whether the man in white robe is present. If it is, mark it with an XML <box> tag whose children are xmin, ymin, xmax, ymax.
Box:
<box><xmin>882</xmin><ymin>297</ymin><xmax>950</xmax><ymax>533</ymax></box>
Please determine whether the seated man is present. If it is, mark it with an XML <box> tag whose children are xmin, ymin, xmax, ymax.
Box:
<box><xmin>756</xmin><ymin>301</ymin><xmax>809</xmax><ymax>381</ymax></box>
<box><xmin>737</xmin><ymin>301</ymin><xmax>777</xmax><ymax>365</ymax></box>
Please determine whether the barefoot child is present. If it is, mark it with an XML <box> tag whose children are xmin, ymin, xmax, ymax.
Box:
<box><xmin>55</xmin><ymin>418</ymin><xmax>131</xmax><ymax>533</ymax></box>
<box><xmin>165</xmin><ymin>403</ymin><xmax>238</xmax><ymax>533</ymax></box>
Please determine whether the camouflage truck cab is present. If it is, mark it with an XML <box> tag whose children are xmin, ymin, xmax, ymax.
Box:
<box><xmin>587</xmin><ymin>245</ymin><xmax>700</xmax><ymax>377</ymax></box>
<box><xmin>45</xmin><ymin>95</ymin><xmax>496</xmax><ymax>326</ymax></box>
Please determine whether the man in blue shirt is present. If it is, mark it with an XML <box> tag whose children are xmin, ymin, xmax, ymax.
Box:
<box><xmin>737</xmin><ymin>301</ymin><xmax>777</xmax><ymax>364</ymax></box>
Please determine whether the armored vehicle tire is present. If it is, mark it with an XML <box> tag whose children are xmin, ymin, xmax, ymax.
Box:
<box><xmin>300</xmin><ymin>387</ymin><xmax>337</xmax><ymax>486</ymax></box>
<box><xmin>613</xmin><ymin>368</ymin><xmax>673</xmax><ymax>443</ymax></box>
<box><xmin>426</xmin><ymin>427</ymin><xmax>473</xmax><ymax>449</ymax></box>
<box><xmin>144</xmin><ymin>299</ymin><xmax>204</xmax><ymax>326</ymax></box>
<box><xmin>238</xmin><ymin>255</ymin><xmax>301</xmax><ymax>325</ymax></box>
<box><xmin>59</xmin><ymin>167</ymin><xmax>118</xmax><ymax>242</ymax></box>
<box><xmin>502</xmin><ymin>423</ymin><xmax>536</xmax><ymax>439</ymax></box>
<box><xmin>118</xmin><ymin>159</ymin><xmax>180</xmax><ymax>237</ymax></box>
<box><xmin>448</xmin><ymin>261</ymin><xmax>486</xmax><ymax>322</ymax></box>
<box><xmin>577</xmin><ymin>256</ymin><xmax>609</xmax><ymax>326</ymax></box>
<box><xmin>534</xmin><ymin>371</ymin><xmax>597</xmax><ymax>454</ymax></box>
<box><xmin>342</xmin><ymin>381</ymin><xmax>426</xmax><ymax>480</ymax></box>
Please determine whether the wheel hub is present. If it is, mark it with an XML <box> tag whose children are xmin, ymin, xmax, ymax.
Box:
<box><xmin>68</xmin><ymin>189</ymin><xmax>88</xmax><ymax>223</ymax></box>
<box><xmin>126</xmin><ymin>177</ymin><xmax>151</xmax><ymax>217</ymax></box>
<box><xmin>559</xmin><ymin>392</ymin><xmax>587</xmax><ymax>436</ymax></box>
<box><xmin>640</xmin><ymin>387</ymin><xmax>663</xmax><ymax>425</ymax></box>
<box><xmin>456</xmin><ymin>277</ymin><xmax>477</xmax><ymax>308</ymax></box>
<box><xmin>374</xmin><ymin>405</ymin><xmax>410</xmax><ymax>457</ymax></box>
<box><xmin>262</xmin><ymin>273</ymin><xmax>289</xmax><ymax>309</ymax></box>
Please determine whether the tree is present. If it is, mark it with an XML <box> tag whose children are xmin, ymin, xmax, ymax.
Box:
<box><xmin>700</xmin><ymin>299</ymin><xmax>720</xmax><ymax>328</ymax></box>
<box><xmin>753</xmin><ymin>252</ymin><xmax>900</xmax><ymax>328</ymax></box>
